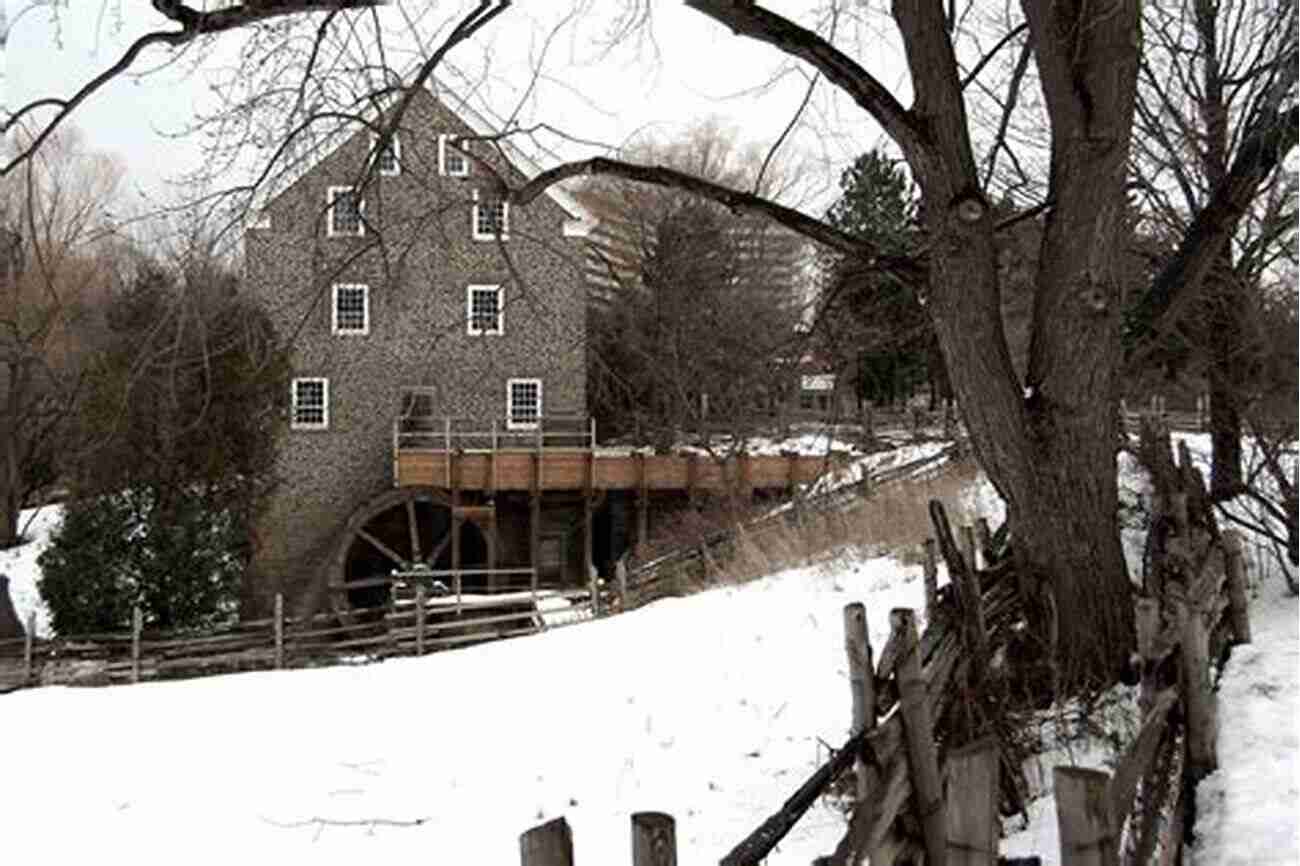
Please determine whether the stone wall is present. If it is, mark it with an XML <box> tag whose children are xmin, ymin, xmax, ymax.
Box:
<box><xmin>244</xmin><ymin>91</ymin><xmax>588</xmax><ymax>615</ymax></box>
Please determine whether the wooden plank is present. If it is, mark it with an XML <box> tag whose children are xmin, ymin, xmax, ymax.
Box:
<box><xmin>631</xmin><ymin>812</ymin><xmax>677</xmax><ymax>866</ymax></box>
<box><xmin>1180</xmin><ymin>595</ymin><xmax>1217</xmax><ymax>777</ymax></box>
<box><xmin>131</xmin><ymin>606</ymin><xmax>143</xmax><ymax>684</ymax></box>
<box><xmin>520</xmin><ymin>817</ymin><xmax>574</xmax><ymax>866</ymax></box>
<box><xmin>844</xmin><ymin>602</ymin><xmax>875</xmax><ymax>802</ymax></box>
<box><xmin>923</xmin><ymin>538</ymin><xmax>939</xmax><ymax>621</ymax></box>
<box><xmin>892</xmin><ymin>607</ymin><xmax>945</xmax><ymax>866</ymax></box>
<box><xmin>1222</xmin><ymin>530</ymin><xmax>1251</xmax><ymax>644</ymax></box>
<box><xmin>1054</xmin><ymin>767</ymin><xmax>1115</xmax><ymax>866</ymax></box>
<box><xmin>1106</xmin><ymin>689</ymin><xmax>1177</xmax><ymax>830</ymax></box>
<box><xmin>947</xmin><ymin>737</ymin><xmax>999</xmax><ymax>866</ymax></box>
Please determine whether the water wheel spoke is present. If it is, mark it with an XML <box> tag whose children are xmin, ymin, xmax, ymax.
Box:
<box><xmin>425</xmin><ymin>531</ymin><xmax>451</xmax><ymax>566</ymax></box>
<box><xmin>406</xmin><ymin>499</ymin><xmax>422</xmax><ymax>563</ymax></box>
<box><xmin>358</xmin><ymin>527</ymin><xmax>408</xmax><ymax>569</ymax></box>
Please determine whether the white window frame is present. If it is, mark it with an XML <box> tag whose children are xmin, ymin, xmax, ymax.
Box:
<box><xmin>506</xmin><ymin>378</ymin><xmax>542</xmax><ymax>431</ymax></box>
<box><xmin>371</xmin><ymin>133</ymin><xmax>401</xmax><ymax>177</ymax></box>
<box><xmin>331</xmin><ymin>283</ymin><xmax>370</xmax><ymax>336</ymax></box>
<box><xmin>466</xmin><ymin>284</ymin><xmax>504</xmax><ymax>336</ymax></box>
<box><xmin>327</xmin><ymin>186</ymin><xmax>365</xmax><ymax>237</ymax></box>
<box><xmin>291</xmin><ymin>377</ymin><xmax>329</xmax><ymax>430</ymax></box>
<box><xmin>471</xmin><ymin>189</ymin><xmax>509</xmax><ymax>242</ymax></box>
<box><xmin>438</xmin><ymin>134</ymin><xmax>469</xmax><ymax>177</ymax></box>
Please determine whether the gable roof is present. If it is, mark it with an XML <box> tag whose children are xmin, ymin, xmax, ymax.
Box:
<box><xmin>249</xmin><ymin>79</ymin><xmax>596</xmax><ymax>238</ymax></box>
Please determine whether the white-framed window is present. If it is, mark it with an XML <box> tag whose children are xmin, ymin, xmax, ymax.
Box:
<box><xmin>466</xmin><ymin>284</ymin><xmax>503</xmax><ymax>335</ymax></box>
<box><xmin>438</xmin><ymin>134</ymin><xmax>469</xmax><ymax>177</ymax></box>
<box><xmin>372</xmin><ymin>133</ymin><xmax>400</xmax><ymax>176</ymax></box>
<box><xmin>327</xmin><ymin>186</ymin><xmax>364</xmax><ymax>237</ymax></box>
<box><xmin>507</xmin><ymin>378</ymin><xmax>542</xmax><ymax>430</ymax></box>
<box><xmin>332</xmin><ymin>283</ymin><xmax>370</xmax><ymax>335</ymax></box>
<box><xmin>292</xmin><ymin>378</ymin><xmax>329</xmax><ymax>430</ymax></box>
<box><xmin>472</xmin><ymin>189</ymin><xmax>509</xmax><ymax>241</ymax></box>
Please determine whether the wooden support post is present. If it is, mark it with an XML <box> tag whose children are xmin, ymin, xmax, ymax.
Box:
<box><xmin>531</xmin><ymin>449</ymin><xmax>542</xmax><ymax>590</ymax></box>
<box><xmin>415</xmin><ymin>584</ymin><xmax>426</xmax><ymax>656</ymax></box>
<box><xmin>1180</xmin><ymin>596</ymin><xmax>1217</xmax><ymax>777</ymax></box>
<box><xmin>1134</xmin><ymin>597</ymin><xmax>1160</xmax><ymax>716</ymax></box>
<box><xmin>637</xmin><ymin>453</ymin><xmax>649</xmax><ymax>551</ymax></box>
<box><xmin>490</xmin><ymin>419</ymin><xmax>498</xmax><ymax>494</ymax></box>
<box><xmin>131</xmin><ymin>606</ymin><xmax>143</xmax><ymax>684</ymax></box>
<box><xmin>923</xmin><ymin>538</ymin><xmax>938</xmax><ymax>620</ymax></box>
<box><xmin>617</xmin><ymin>557</ymin><xmax>628</xmax><ymax>611</ymax></box>
<box><xmin>946</xmin><ymin>737</ymin><xmax>999</xmax><ymax>866</ymax></box>
<box><xmin>23</xmin><ymin>610</ymin><xmax>34</xmax><ymax>682</ymax></box>
<box><xmin>631</xmin><ymin>812</ymin><xmax>677</xmax><ymax>866</ymax></box>
<box><xmin>1054</xmin><ymin>767</ymin><xmax>1115</xmax><ymax>866</ymax></box>
<box><xmin>274</xmin><ymin>592</ymin><xmax>284</xmax><ymax>669</ymax></box>
<box><xmin>585</xmin><ymin>453</ymin><xmax>596</xmax><ymax>616</ymax></box>
<box><xmin>520</xmin><ymin>816</ymin><xmax>574</xmax><ymax>866</ymax></box>
<box><xmin>451</xmin><ymin>448</ymin><xmax>462</xmax><ymax>613</ymax></box>
<box><xmin>687</xmin><ymin>453</ymin><xmax>698</xmax><ymax>504</ymax></box>
<box><xmin>975</xmin><ymin>518</ymin><xmax>992</xmax><ymax>564</ymax></box>
<box><xmin>844</xmin><ymin>603</ymin><xmax>875</xmax><ymax>802</ymax></box>
<box><xmin>961</xmin><ymin>523</ymin><xmax>978</xmax><ymax>572</ymax></box>
<box><xmin>891</xmin><ymin>608</ymin><xmax>945</xmax><ymax>866</ymax></box>
<box><xmin>1222</xmin><ymin>530</ymin><xmax>1251</xmax><ymax>644</ymax></box>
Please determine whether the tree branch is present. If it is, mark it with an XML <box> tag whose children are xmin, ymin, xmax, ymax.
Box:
<box><xmin>1</xmin><ymin>0</ymin><xmax>383</xmax><ymax>177</ymax></box>
<box><xmin>683</xmin><ymin>1</ymin><xmax>926</xmax><ymax>159</ymax></box>
<box><xmin>1128</xmin><ymin>105</ymin><xmax>1300</xmax><ymax>360</ymax></box>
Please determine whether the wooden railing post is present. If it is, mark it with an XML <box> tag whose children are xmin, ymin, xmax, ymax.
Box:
<box><xmin>1054</xmin><ymin>767</ymin><xmax>1115</xmax><ymax>866</ymax></box>
<box><xmin>415</xmin><ymin>584</ymin><xmax>426</xmax><ymax>656</ymax></box>
<box><xmin>1222</xmin><ymin>530</ymin><xmax>1251</xmax><ymax>644</ymax></box>
<box><xmin>844</xmin><ymin>603</ymin><xmax>875</xmax><ymax>802</ymax></box>
<box><xmin>274</xmin><ymin>592</ymin><xmax>284</xmax><ymax>669</ymax></box>
<box><xmin>1180</xmin><ymin>596</ymin><xmax>1217</xmax><ymax>777</ymax></box>
<box><xmin>23</xmin><ymin>610</ymin><xmax>34</xmax><ymax>682</ymax></box>
<box><xmin>922</xmin><ymin>538</ymin><xmax>938</xmax><ymax>621</ymax></box>
<box><xmin>946</xmin><ymin>737</ymin><xmax>1000</xmax><ymax>866</ymax></box>
<box><xmin>631</xmin><ymin>812</ymin><xmax>676</xmax><ymax>866</ymax></box>
<box><xmin>520</xmin><ymin>816</ymin><xmax>574</xmax><ymax>866</ymax></box>
<box><xmin>1134</xmin><ymin>597</ymin><xmax>1160</xmax><ymax>716</ymax></box>
<box><xmin>131</xmin><ymin>606</ymin><xmax>143</xmax><ymax>684</ymax></box>
<box><xmin>892</xmin><ymin>607</ymin><xmax>946</xmax><ymax>866</ymax></box>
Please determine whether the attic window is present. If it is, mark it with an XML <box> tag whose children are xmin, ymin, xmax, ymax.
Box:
<box><xmin>439</xmin><ymin>134</ymin><xmax>469</xmax><ymax>177</ymax></box>
<box><xmin>472</xmin><ymin>190</ymin><xmax>509</xmax><ymax>241</ymax></box>
<box><xmin>327</xmin><ymin>186</ymin><xmax>364</xmax><ymax>237</ymax></box>
<box><xmin>372</xmin><ymin>133</ymin><xmax>400</xmax><ymax>176</ymax></box>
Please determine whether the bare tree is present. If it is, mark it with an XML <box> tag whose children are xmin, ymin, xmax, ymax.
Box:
<box><xmin>8</xmin><ymin>1</ymin><xmax>1297</xmax><ymax>688</ymax></box>
<box><xmin>0</xmin><ymin>127</ymin><xmax>121</xmax><ymax>547</ymax></box>
<box><xmin>581</xmin><ymin>120</ymin><xmax>807</xmax><ymax>452</ymax></box>
<box><xmin>1129</xmin><ymin>0</ymin><xmax>1298</xmax><ymax>498</ymax></box>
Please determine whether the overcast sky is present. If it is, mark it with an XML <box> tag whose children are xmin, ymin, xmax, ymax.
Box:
<box><xmin>4</xmin><ymin>2</ymin><xmax>905</xmax><ymax>215</ymax></box>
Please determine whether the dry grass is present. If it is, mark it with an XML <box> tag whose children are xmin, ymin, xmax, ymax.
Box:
<box><xmin>639</xmin><ymin>457</ymin><xmax>998</xmax><ymax>592</ymax></box>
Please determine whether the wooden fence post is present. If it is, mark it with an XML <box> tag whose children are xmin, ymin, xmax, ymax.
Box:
<box><xmin>1180</xmin><ymin>596</ymin><xmax>1217</xmax><ymax>777</ymax></box>
<box><xmin>946</xmin><ymin>737</ymin><xmax>1000</xmax><ymax>866</ymax></box>
<box><xmin>960</xmin><ymin>524</ymin><xmax>978</xmax><ymax>572</ymax></box>
<box><xmin>274</xmin><ymin>592</ymin><xmax>284</xmax><ymax>669</ymax></box>
<box><xmin>1054</xmin><ymin>767</ymin><xmax>1115</xmax><ymax>866</ymax></box>
<box><xmin>131</xmin><ymin>606</ymin><xmax>143</xmax><ymax>684</ymax></box>
<box><xmin>1134</xmin><ymin>597</ymin><xmax>1161</xmax><ymax>716</ymax></box>
<box><xmin>631</xmin><ymin>812</ymin><xmax>677</xmax><ymax>866</ymax></box>
<box><xmin>1221</xmin><ymin>530</ymin><xmax>1251</xmax><ymax>644</ymax></box>
<box><xmin>844</xmin><ymin>603</ymin><xmax>875</xmax><ymax>802</ymax></box>
<box><xmin>891</xmin><ymin>607</ymin><xmax>946</xmax><ymax>866</ymax></box>
<box><xmin>415</xmin><ymin>584</ymin><xmax>426</xmax><ymax>656</ymax></box>
<box><xmin>975</xmin><ymin>518</ymin><xmax>992</xmax><ymax>564</ymax></box>
<box><xmin>23</xmin><ymin>610</ymin><xmax>34</xmax><ymax>682</ymax></box>
<box><xmin>520</xmin><ymin>816</ymin><xmax>574</xmax><ymax>866</ymax></box>
<box><xmin>617</xmin><ymin>557</ymin><xmax>629</xmax><ymax>611</ymax></box>
<box><xmin>922</xmin><ymin>539</ymin><xmax>938</xmax><ymax>621</ymax></box>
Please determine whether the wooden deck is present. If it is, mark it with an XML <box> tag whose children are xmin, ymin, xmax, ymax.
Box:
<box><xmin>394</xmin><ymin>448</ymin><xmax>841</xmax><ymax>493</ymax></box>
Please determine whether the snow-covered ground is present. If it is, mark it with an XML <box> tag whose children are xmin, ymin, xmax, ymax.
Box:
<box><xmin>2</xmin><ymin>554</ymin><xmax>937</xmax><ymax>866</ymax></box>
<box><xmin>2</xmin><ymin>435</ymin><xmax>1293</xmax><ymax>865</ymax></box>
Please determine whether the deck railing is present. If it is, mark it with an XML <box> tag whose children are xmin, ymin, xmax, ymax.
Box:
<box><xmin>394</xmin><ymin>409</ymin><xmax>596</xmax><ymax>453</ymax></box>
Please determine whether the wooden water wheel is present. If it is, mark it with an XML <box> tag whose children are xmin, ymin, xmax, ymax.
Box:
<box><xmin>327</xmin><ymin>486</ymin><xmax>491</xmax><ymax>610</ymax></box>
